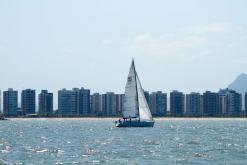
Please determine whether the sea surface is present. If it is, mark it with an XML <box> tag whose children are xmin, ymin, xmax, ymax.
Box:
<box><xmin>0</xmin><ymin>118</ymin><xmax>247</xmax><ymax>165</ymax></box>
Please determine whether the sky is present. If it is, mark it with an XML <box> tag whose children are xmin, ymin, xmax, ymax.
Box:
<box><xmin>0</xmin><ymin>0</ymin><xmax>247</xmax><ymax>108</ymax></box>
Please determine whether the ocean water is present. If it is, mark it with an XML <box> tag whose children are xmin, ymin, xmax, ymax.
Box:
<box><xmin>0</xmin><ymin>118</ymin><xmax>247</xmax><ymax>165</ymax></box>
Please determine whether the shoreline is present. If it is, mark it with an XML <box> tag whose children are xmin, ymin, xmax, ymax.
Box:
<box><xmin>4</xmin><ymin>117</ymin><xmax>247</xmax><ymax>121</ymax></box>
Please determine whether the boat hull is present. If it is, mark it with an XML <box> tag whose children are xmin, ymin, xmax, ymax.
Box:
<box><xmin>115</xmin><ymin>120</ymin><xmax>154</xmax><ymax>127</ymax></box>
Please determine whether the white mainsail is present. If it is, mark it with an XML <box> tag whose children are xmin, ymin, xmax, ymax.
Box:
<box><xmin>123</xmin><ymin>61</ymin><xmax>139</xmax><ymax>118</ymax></box>
<box><xmin>123</xmin><ymin>60</ymin><xmax>153</xmax><ymax>121</ymax></box>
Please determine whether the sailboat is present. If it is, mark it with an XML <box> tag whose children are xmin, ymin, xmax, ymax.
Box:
<box><xmin>115</xmin><ymin>60</ymin><xmax>155</xmax><ymax>127</ymax></box>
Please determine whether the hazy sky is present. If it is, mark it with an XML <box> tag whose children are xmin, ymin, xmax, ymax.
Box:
<box><xmin>0</xmin><ymin>0</ymin><xmax>247</xmax><ymax>103</ymax></box>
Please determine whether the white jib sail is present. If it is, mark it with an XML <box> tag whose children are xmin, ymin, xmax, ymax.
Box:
<box><xmin>123</xmin><ymin>61</ymin><xmax>139</xmax><ymax>118</ymax></box>
<box><xmin>136</xmin><ymin>74</ymin><xmax>153</xmax><ymax>121</ymax></box>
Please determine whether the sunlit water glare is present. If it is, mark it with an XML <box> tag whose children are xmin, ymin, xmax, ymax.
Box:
<box><xmin>0</xmin><ymin>118</ymin><xmax>247</xmax><ymax>164</ymax></box>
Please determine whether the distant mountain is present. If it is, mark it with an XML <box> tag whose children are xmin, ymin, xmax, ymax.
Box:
<box><xmin>228</xmin><ymin>73</ymin><xmax>247</xmax><ymax>93</ymax></box>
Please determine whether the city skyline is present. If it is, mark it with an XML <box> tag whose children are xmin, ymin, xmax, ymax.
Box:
<box><xmin>0</xmin><ymin>87</ymin><xmax>246</xmax><ymax>116</ymax></box>
<box><xmin>0</xmin><ymin>70</ymin><xmax>246</xmax><ymax>110</ymax></box>
<box><xmin>0</xmin><ymin>80</ymin><xmax>246</xmax><ymax>111</ymax></box>
<box><xmin>0</xmin><ymin>0</ymin><xmax>247</xmax><ymax>99</ymax></box>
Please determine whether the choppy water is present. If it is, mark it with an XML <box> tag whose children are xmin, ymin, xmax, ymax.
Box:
<box><xmin>0</xmin><ymin>118</ymin><xmax>247</xmax><ymax>165</ymax></box>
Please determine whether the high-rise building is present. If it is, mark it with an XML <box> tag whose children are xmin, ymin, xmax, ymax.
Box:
<box><xmin>170</xmin><ymin>90</ymin><xmax>185</xmax><ymax>116</ymax></box>
<box><xmin>21</xmin><ymin>89</ymin><xmax>36</xmax><ymax>115</ymax></box>
<box><xmin>219</xmin><ymin>91</ymin><xmax>227</xmax><ymax>114</ymax></box>
<box><xmin>150</xmin><ymin>91</ymin><xmax>167</xmax><ymax>116</ymax></box>
<box><xmin>106</xmin><ymin>92</ymin><xmax>117</xmax><ymax>116</ymax></box>
<box><xmin>245</xmin><ymin>92</ymin><xmax>247</xmax><ymax>116</ymax></box>
<box><xmin>77</xmin><ymin>88</ymin><xmax>90</xmax><ymax>115</ymax></box>
<box><xmin>203</xmin><ymin>91</ymin><xmax>219</xmax><ymax>116</ymax></box>
<box><xmin>149</xmin><ymin>94</ymin><xmax>155</xmax><ymax>115</ymax></box>
<box><xmin>100</xmin><ymin>94</ymin><xmax>107</xmax><ymax>116</ymax></box>
<box><xmin>186</xmin><ymin>92</ymin><xmax>202</xmax><ymax>116</ymax></box>
<box><xmin>58</xmin><ymin>88</ymin><xmax>90</xmax><ymax>116</ymax></box>
<box><xmin>58</xmin><ymin>89</ymin><xmax>77</xmax><ymax>115</ymax></box>
<box><xmin>38</xmin><ymin>90</ymin><xmax>53</xmax><ymax>115</ymax></box>
<box><xmin>91</xmin><ymin>93</ymin><xmax>101</xmax><ymax>115</ymax></box>
<box><xmin>100</xmin><ymin>92</ymin><xmax>119</xmax><ymax>116</ymax></box>
<box><xmin>228</xmin><ymin>90</ymin><xmax>242</xmax><ymax>115</ymax></box>
<box><xmin>3</xmin><ymin>88</ymin><xmax>18</xmax><ymax>116</ymax></box>
<box><xmin>144</xmin><ymin>91</ymin><xmax>150</xmax><ymax>107</ymax></box>
<box><xmin>116</xmin><ymin>94</ymin><xmax>124</xmax><ymax>116</ymax></box>
<box><xmin>219</xmin><ymin>89</ymin><xmax>242</xmax><ymax>115</ymax></box>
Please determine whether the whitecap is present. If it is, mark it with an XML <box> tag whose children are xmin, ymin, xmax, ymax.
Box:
<box><xmin>72</xmin><ymin>161</ymin><xmax>79</xmax><ymax>164</ymax></box>
<box><xmin>36</xmin><ymin>149</ymin><xmax>48</xmax><ymax>153</ymax></box>
<box><xmin>50</xmin><ymin>149</ymin><xmax>64</xmax><ymax>154</ymax></box>
<box><xmin>82</xmin><ymin>154</ymin><xmax>89</xmax><ymax>157</ymax></box>
<box><xmin>91</xmin><ymin>160</ymin><xmax>100</xmax><ymax>163</ymax></box>
<box><xmin>1</xmin><ymin>146</ymin><xmax>11</xmax><ymax>153</ymax></box>
<box><xmin>194</xmin><ymin>152</ymin><xmax>203</xmax><ymax>157</ymax></box>
<box><xmin>1</xmin><ymin>149</ymin><xmax>10</xmax><ymax>153</ymax></box>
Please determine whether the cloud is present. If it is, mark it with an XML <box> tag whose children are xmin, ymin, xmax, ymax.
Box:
<box><xmin>165</xmin><ymin>36</ymin><xmax>207</xmax><ymax>49</ymax></box>
<box><xmin>180</xmin><ymin>22</ymin><xmax>233</xmax><ymax>34</ymax></box>
<box><xmin>126</xmin><ymin>33</ymin><xmax>207</xmax><ymax>62</ymax></box>
<box><xmin>61</xmin><ymin>46</ymin><xmax>81</xmax><ymax>54</ymax></box>
<box><xmin>101</xmin><ymin>39</ymin><xmax>111</xmax><ymax>45</ymax></box>
<box><xmin>134</xmin><ymin>34</ymin><xmax>151</xmax><ymax>42</ymax></box>
<box><xmin>124</xmin><ymin>22</ymin><xmax>247</xmax><ymax>64</ymax></box>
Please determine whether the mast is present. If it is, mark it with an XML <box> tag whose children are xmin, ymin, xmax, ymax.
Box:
<box><xmin>132</xmin><ymin>60</ymin><xmax>140</xmax><ymax>120</ymax></box>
